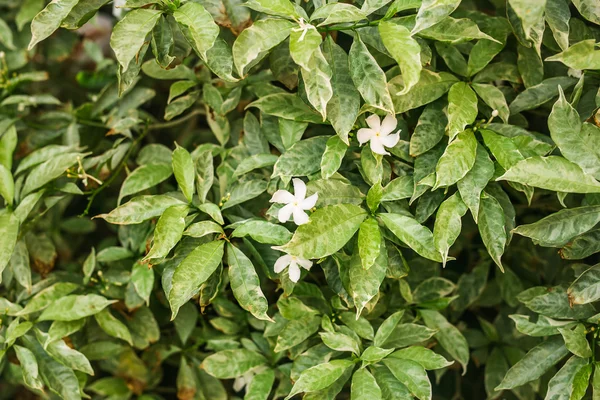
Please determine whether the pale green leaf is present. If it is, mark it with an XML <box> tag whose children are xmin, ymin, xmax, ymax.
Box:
<box><xmin>379</xmin><ymin>21</ymin><xmax>421</xmax><ymax>95</ymax></box>
<box><xmin>277</xmin><ymin>204</ymin><xmax>367</xmax><ymax>259</ymax></box>
<box><xmin>380</xmin><ymin>213</ymin><xmax>442</xmax><ymax>262</ymax></box>
<box><xmin>143</xmin><ymin>205</ymin><xmax>188</xmax><ymax>262</ymax></box>
<box><xmin>110</xmin><ymin>8</ymin><xmax>162</xmax><ymax>71</ymax></box>
<box><xmin>446</xmin><ymin>83</ymin><xmax>478</xmax><ymax>140</ymax></box>
<box><xmin>434</xmin><ymin>129</ymin><xmax>477</xmax><ymax>189</ymax></box>
<box><xmin>168</xmin><ymin>240</ymin><xmax>225</xmax><ymax>319</ymax></box>
<box><xmin>39</xmin><ymin>294</ymin><xmax>117</xmax><ymax>321</ymax></box>
<box><xmin>28</xmin><ymin>0</ymin><xmax>80</xmax><ymax>49</ymax></box>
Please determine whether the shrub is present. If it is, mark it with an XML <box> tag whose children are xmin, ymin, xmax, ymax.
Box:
<box><xmin>0</xmin><ymin>0</ymin><xmax>600</xmax><ymax>398</ymax></box>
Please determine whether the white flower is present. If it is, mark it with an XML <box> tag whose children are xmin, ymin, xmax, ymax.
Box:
<box><xmin>112</xmin><ymin>0</ymin><xmax>127</xmax><ymax>18</ymax></box>
<box><xmin>274</xmin><ymin>253</ymin><xmax>312</xmax><ymax>282</ymax></box>
<box><xmin>270</xmin><ymin>178</ymin><xmax>318</xmax><ymax>225</ymax></box>
<box><xmin>357</xmin><ymin>114</ymin><xmax>401</xmax><ymax>155</ymax></box>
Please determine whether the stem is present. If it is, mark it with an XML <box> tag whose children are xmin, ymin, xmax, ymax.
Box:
<box><xmin>80</xmin><ymin>126</ymin><xmax>150</xmax><ymax>216</ymax></box>
<box><xmin>318</xmin><ymin>19</ymin><xmax>381</xmax><ymax>32</ymax></box>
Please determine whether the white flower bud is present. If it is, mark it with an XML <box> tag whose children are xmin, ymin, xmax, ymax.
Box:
<box><xmin>491</xmin><ymin>109</ymin><xmax>499</xmax><ymax>117</ymax></box>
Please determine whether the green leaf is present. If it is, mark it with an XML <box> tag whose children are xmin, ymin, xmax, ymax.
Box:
<box><xmin>558</xmin><ymin>324</ymin><xmax>592</xmax><ymax>358</ymax></box>
<box><xmin>184</xmin><ymin>220</ymin><xmax>224</xmax><ymax>238</ymax></box>
<box><xmin>61</xmin><ymin>0</ymin><xmax>110</xmax><ymax>30</ymax></box>
<box><xmin>110</xmin><ymin>8</ymin><xmax>162</xmax><ymax>71</ymax></box>
<box><xmin>379</xmin><ymin>21</ymin><xmax>421</xmax><ymax>95</ymax></box>
<box><xmin>22</xmin><ymin>336</ymin><xmax>81</xmax><ymax>400</ymax></box>
<box><xmin>513</xmin><ymin>205</ymin><xmax>600</xmax><ymax>247</ymax></box>
<box><xmin>245</xmin><ymin>369</ymin><xmax>275</xmax><ymax>400</ymax></box>
<box><xmin>286</xmin><ymin>359</ymin><xmax>355</xmax><ymax>399</ymax></box>
<box><xmin>509</xmin><ymin>76</ymin><xmax>577</xmax><ymax>114</ymax></box>
<box><xmin>390</xmin><ymin>346</ymin><xmax>453</xmax><ymax>370</ymax></box>
<box><xmin>28</xmin><ymin>0</ymin><xmax>79</xmax><ymax>49</ymax></box>
<box><xmin>360</xmin><ymin>346</ymin><xmax>395</xmax><ymax>366</ymax></box>
<box><xmin>173</xmin><ymin>2</ymin><xmax>219</xmax><ymax>57</ymax></box>
<box><xmin>168</xmin><ymin>240</ymin><xmax>225</xmax><ymax>319</ymax></box>
<box><xmin>372</xmin><ymin>365</ymin><xmax>412</xmax><ymax>400</ymax></box>
<box><xmin>39</xmin><ymin>294</ymin><xmax>117</xmax><ymax>321</ymax></box>
<box><xmin>231</xmin><ymin>220</ymin><xmax>291</xmax><ymax>245</ymax></box>
<box><xmin>301</xmin><ymin>45</ymin><xmax>333</xmax><ymax>120</ymax></box>
<box><xmin>358</xmin><ymin>218</ymin><xmax>381</xmax><ymax>270</ymax></box>
<box><xmin>545</xmin><ymin>355</ymin><xmax>589</xmax><ymax>400</ymax></box>
<box><xmin>496</xmin><ymin>336</ymin><xmax>569</xmax><ymax>390</ymax></box>
<box><xmin>412</xmin><ymin>0</ymin><xmax>461</xmax><ymax>34</ymax></box>
<box><xmin>571</xmin><ymin>0</ymin><xmax>600</xmax><ymax>25</ymax></box>
<box><xmin>0</xmin><ymin>211</ymin><xmax>19</xmax><ymax>278</ymax></box>
<box><xmin>568</xmin><ymin>264</ymin><xmax>600</xmax><ymax>305</ymax></box>
<box><xmin>143</xmin><ymin>205</ymin><xmax>188</xmax><ymax>262</ymax></box>
<box><xmin>233</xmin><ymin>18</ymin><xmax>295</xmax><ymax>77</ymax></box>
<box><xmin>172</xmin><ymin>145</ymin><xmax>195</xmax><ymax>203</ymax></box>
<box><xmin>131</xmin><ymin>262</ymin><xmax>154</xmax><ymax>305</ymax></box>
<box><xmin>350</xmin><ymin>239</ymin><xmax>388</xmax><ymax>316</ymax></box>
<box><xmin>549</xmin><ymin>87</ymin><xmax>600</xmax><ymax>179</ymax></box>
<box><xmin>349</xmin><ymin>34</ymin><xmax>394</xmax><ymax>114</ymax></box>
<box><xmin>380</xmin><ymin>213</ymin><xmax>442</xmax><ymax>262</ymax></box>
<box><xmin>16</xmin><ymin>282</ymin><xmax>79</xmax><ymax>316</ymax></box>
<box><xmin>544</xmin><ymin>0</ymin><xmax>570</xmax><ymax>51</ymax></box>
<box><xmin>382</xmin><ymin>176</ymin><xmax>413</xmax><ymax>202</ymax></box>
<box><xmin>14</xmin><ymin>345</ymin><xmax>44</xmax><ymax>391</ymax></box>
<box><xmin>245</xmin><ymin>0</ymin><xmax>299</xmax><ymax>19</ymax></box>
<box><xmin>507</xmin><ymin>0</ymin><xmax>545</xmax><ymax>41</ymax></box>
<box><xmin>383</xmin><ymin>358</ymin><xmax>431</xmax><ymax>400</ymax></box>
<box><xmin>477</xmin><ymin>192</ymin><xmax>506</xmax><ymax>271</ymax></box>
<box><xmin>202</xmin><ymin>349</ymin><xmax>267</xmax><ymax>379</ymax></box>
<box><xmin>277</xmin><ymin>204</ymin><xmax>367</xmax><ymax>259</ymax></box>
<box><xmin>10</xmin><ymin>241</ymin><xmax>31</xmax><ymax>292</ymax></box>
<box><xmin>374</xmin><ymin>310</ymin><xmax>405</xmax><ymax>347</ymax></box>
<box><xmin>390</xmin><ymin>70</ymin><xmax>458</xmax><ymax>113</ymax></box>
<box><xmin>21</xmin><ymin>152</ymin><xmax>84</xmax><ymax>197</ymax></box>
<box><xmin>221</xmin><ymin>179</ymin><xmax>268</xmax><ymax>210</ymax></box>
<box><xmin>410</xmin><ymin>101</ymin><xmax>446</xmax><ymax>157</ymax></box>
<box><xmin>275</xmin><ymin>314</ymin><xmax>321</xmax><ymax>352</ymax></box>
<box><xmin>95</xmin><ymin>308</ymin><xmax>133</xmax><ymax>345</ymax></box>
<box><xmin>234</xmin><ymin>154</ymin><xmax>279</xmax><ymax>178</ymax></box>
<box><xmin>497</xmin><ymin>156</ymin><xmax>600</xmax><ymax>193</ymax></box>
<box><xmin>248</xmin><ymin>93</ymin><xmax>322</xmax><ymax>123</ymax></box>
<box><xmin>118</xmin><ymin>163</ymin><xmax>173</xmax><ymax>204</ymax></box>
<box><xmin>226</xmin><ymin>243</ymin><xmax>272</xmax><ymax>322</ymax></box>
<box><xmin>434</xmin><ymin>129</ymin><xmax>477</xmax><ymax>189</ymax></box>
<box><xmin>446</xmin><ymin>83</ymin><xmax>478</xmax><ymax>141</ymax></box>
<box><xmin>471</xmin><ymin>83</ymin><xmax>510</xmax><ymax>123</ymax></box>
<box><xmin>320</xmin><ymin>331</ymin><xmax>361</xmax><ymax>354</ymax></box>
<box><xmin>0</xmin><ymin>162</ymin><xmax>13</xmax><ymax>206</ymax></box>
<box><xmin>323</xmin><ymin>36</ymin><xmax>361</xmax><ymax>144</ymax></box>
<box><xmin>194</xmin><ymin>147</ymin><xmax>214</xmax><ymax>204</ymax></box>
<box><xmin>561</xmin><ymin>230</ymin><xmax>600</xmax><ymax>260</ymax></box>
<box><xmin>433</xmin><ymin>193</ymin><xmax>467</xmax><ymax>267</ymax></box>
<box><xmin>419</xmin><ymin>309</ymin><xmax>469</xmax><ymax>373</ymax></box>
<box><xmin>289</xmin><ymin>26</ymin><xmax>322</xmax><ymax>71</ymax></box>
<box><xmin>351</xmin><ymin>369</ymin><xmax>382</xmax><ymax>400</ymax></box>
<box><xmin>418</xmin><ymin>17</ymin><xmax>498</xmax><ymax>43</ymax></box>
<box><xmin>382</xmin><ymin>323</ymin><xmax>437</xmax><ymax>348</ymax></box>
<box><xmin>321</xmin><ymin>136</ymin><xmax>347</xmax><ymax>179</ymax></box>
<box><xmin>457</xmin><ymin>144</ymin><xmax>494</xmax><ymax>222</ymax></box>
<box><xmin>311</xmin><ymin>3</ymin><xmax>367</xmax><ymax>26</ymax></box>
<box><xmin>97</xmin><ymin>195</ymin><xmax>186</xmax><ymax>225</ymax></box>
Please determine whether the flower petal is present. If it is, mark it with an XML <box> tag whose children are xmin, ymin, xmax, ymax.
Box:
<box><xmin>365</xmin><ymin>114</ymin><xmax>381</xmax><ymax>131</ymax></box>
<box><xmin>293</xmin><ymin>207</ymin><xmax>310</xmax><ymax>225</ymax></box>
<box><xmin>292</xmin><ymin>178</ymin><xmax>307</xmax><ymax>201</ymax></box>
<box><xmin>370</xmin><ymin>137</ymin><xmax>389</xmax><ymax>155</ymax></box>
<box><xmin>274</xmin><ymin>254</ymin><xmax>292</xmax><ymax>273</ymax></box>
<box><xmin>278</xmin><ymin>203</ymin><xmax>295</xmax><ymax>223</ymax></box>
<box><xmin>381</xmin><ymin>131</ymin><xmax>400</xmax><ymax>148</ymax></box>
<box><xmin>301</xmin><ymin>193</ymin><xmax>318</xmax><ymax>210</ymax></box>
<box><xmin>357</xmin><ymin>128</ymin><xmax>375</xmax><ymax>145</ymax></box>
<box><xmin>270</xmin><ymin>190</ymin><xmax>294</xmax><ymax>204</ymax></box>
<box><xmin>380</xmin><ymin>114</ymin><xmax>397</xmax><ymax>135</ymax></box>
<box><xmin>288</xmin><ymin>263</ymin><xmax>301</xmax><ymax>282</ymax></box>
<box><xmin>296</xmin><ymin>258</ymin><xmax>313</xmax><ymax>270</ymax></box>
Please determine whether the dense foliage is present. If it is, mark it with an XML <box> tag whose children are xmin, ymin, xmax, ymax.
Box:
<box><xmin>0</xmin><ymin>0</ymin><xmax>600</xmax><ymax>398</ymax></box>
